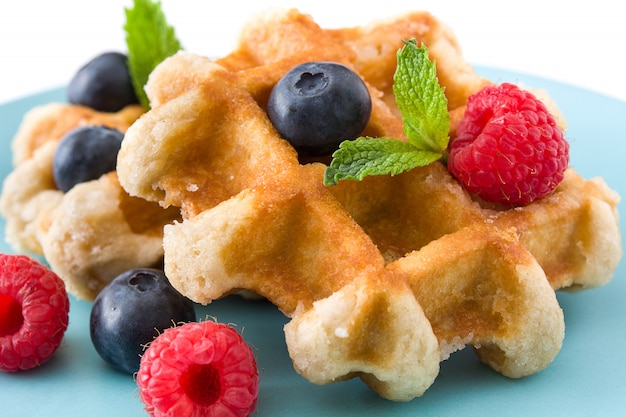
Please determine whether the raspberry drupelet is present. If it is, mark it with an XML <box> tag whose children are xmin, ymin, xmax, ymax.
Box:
<box><xmin>448</xmin><ymin>83</ymin><xmax>569</xmax><ymax>206</ymax></box>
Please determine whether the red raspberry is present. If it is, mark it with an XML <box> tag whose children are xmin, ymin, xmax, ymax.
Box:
<box><xmin>0</xmin><ymin>254</ymin><xmax>69</xmax><ymax>372</ymax></box>
<box><xmin>447</xmin><ymin>83</ymin><xmax>569</xmax><ymax>206</ymax></box>
<box><xmin>137</xmin><ymin>320</ymin><xmax>258</xmax><ymax>417</ymax></box>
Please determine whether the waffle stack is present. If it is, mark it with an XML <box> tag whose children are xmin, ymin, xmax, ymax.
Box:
<box><xmin>115</xmin><ymin>9</ymin><xmax>621</xmax><ymax>400</ymax></box>
<box><xmin>0</xmin><ymin>103</ymin><xmax>181</xmax><ymax>300</ymax></box>
<box><xmin>0</xmin><ymin>7</ymin><xmax>620</xmax><ymax>400</ymax></box>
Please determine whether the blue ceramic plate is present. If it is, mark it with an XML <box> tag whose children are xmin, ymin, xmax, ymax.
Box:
<box><xmin>1</xmin><ymin>67</ymin><xmax>624</xmax><ymax>416</ymax></box>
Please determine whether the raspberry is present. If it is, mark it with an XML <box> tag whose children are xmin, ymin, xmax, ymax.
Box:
<box><xmin>137</xmin><ymin>320</ymin><xmax>258</xmax><ymax>417</ymax></box>
<box><xmin>447</xmin><ymin>83</ymin><xmax>569</xmax><ymax>206</ymax></box>
<box><xmin>0</xmin><ymin>254</ymin><xmax>70</xmax><ymax>372</ymax></box>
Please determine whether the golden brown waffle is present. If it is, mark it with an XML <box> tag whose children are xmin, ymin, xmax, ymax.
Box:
<box><xmin>116</xmin><ymin>9</ymin><xmax>621</xmax><ymax>400</ymax></box>
<box><xmin>0</xmin><ymin>103</ymin><xmax>181</xmax><ymax>300</ymax></box>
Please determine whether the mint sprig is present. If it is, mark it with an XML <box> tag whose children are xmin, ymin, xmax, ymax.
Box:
<box><xmin>324</xmin><ymin>40</ymin><xmax>450</xmax><ymax>186</ymax></box>
<box><xmin>124</xmin><ymin>0</ymin><xmax>182</xmax><ymax>109</ymax></box>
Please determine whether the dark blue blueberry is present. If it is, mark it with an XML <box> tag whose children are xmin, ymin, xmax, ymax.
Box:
<box><xmin>67</xmin><ymin>52</ymin><xmax>139</xmax><ymax>112</ymax></box>
<box><xmin>53</xmin><ymin>125</ymin><xmax>124</xmax><ymax>192</ymax></box>
<box><xmin>89</xmin><ymin>268</ymin><xmax>196</xmax><ymax>374</ymax></box>
<box><xmin>267</xmin><ymin>61</ymin><xmax>372</xmax><ymax>157</ymax></box>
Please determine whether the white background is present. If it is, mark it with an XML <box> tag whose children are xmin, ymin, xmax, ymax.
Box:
<box><xmin>0</xmin><ymin>0</ymin><xmax>624</xmax><ymax>105</ymax></box>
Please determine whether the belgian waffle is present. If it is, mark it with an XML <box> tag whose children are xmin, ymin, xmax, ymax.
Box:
<box><xmin>116</xmin><ymin>9</ymin><xmax>621</xmax><ymax>400</ymax></box>
<box><xmin>0</xmin><ymin>103</ymin><xmax>181</xmax><ymax>300</ymax></box>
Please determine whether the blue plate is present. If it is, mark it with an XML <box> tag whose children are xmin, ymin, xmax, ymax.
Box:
<box><xmin>1</xmin><ymin>67</ymin><xmax>624</xmax><ymax>416</ymax></box>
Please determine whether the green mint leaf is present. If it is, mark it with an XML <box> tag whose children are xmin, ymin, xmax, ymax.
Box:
<box><xmin>323</xmin><ymin>137</ymin><xmax>442</xmax><ymax>186</ymax></box>
<box><xmin>124</xmin><ymin>0</ymin><xmax>182</xmax><ymax>109</ymax></box>
<box><xmin>393</xmin><ymin>39</ymin><xmax>449</xmax><ymax>153</ymax></box>
<box><xmin>324</xmin><ymin>40</ymin><xmax>450</xmax><ymax>186</ymax></box>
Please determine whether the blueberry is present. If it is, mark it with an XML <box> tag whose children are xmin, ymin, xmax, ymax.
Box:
<box><xmin>267</xmin><ymin>61</ymin><xmax>372</xmax><ymax>157</ymax></box>
<box><xmin>67</xmin><ymin>52</ymin><xmax>139</xmax><ymax>112</ymax></box>
<box><xmin>53</xmin><ymin>125</ymin><xmax>124</xmax><ymax>192</ymax></box>
<box><xmin>89</xmin><ymin>268</ymin><xmax>196</xmax><ymax>374</ymax></box>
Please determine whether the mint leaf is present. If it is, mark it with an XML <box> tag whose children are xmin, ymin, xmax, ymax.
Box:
<box><xmin>394</xmin><ymin>39</ymin><xmax>449</xmax><ymax>153</ymax></box>
<box><xmin>323</xmin><ymin>40</ymin><xmax>450</xmax><ymax>186</ymax></box>
<box><xmin>324</xmin><ymin>137</ymin><xmax>441</xmax><ymax>186</ymax></box>
<box><xmin>124</xmin><ymin>0</ymin><xmax>182</xmax><ymax>109</ymax></box>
